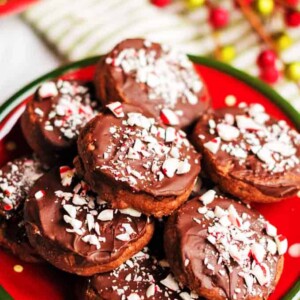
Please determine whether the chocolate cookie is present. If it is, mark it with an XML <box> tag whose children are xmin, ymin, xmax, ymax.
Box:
<box><xmin>21</xmin><ymin>80</ymin><xmax>98</xmax><ymax>166</ymax></box>
<box><xmin>78</xmin><ymin>247</ymin><xmax>202</xmax><ymax>300</ymax></box>
<box><xmin>75</xmin><ymin>103</ymin><xmax>201</xmax><ymax>217</ymax></box>
<box><xmin>94</xmin><ymin>38</ymin><xmax>210</xmax><ymax>130</ymax></box>
<box><xmin>24</xmin><ymin>166</ymin><xmax>154</xmax><ymax>276</ymax></box>
<box><xmin>0</xmin><ymin>157</ymin><xmax>44</xmax><ymax>262</ymax></box>
<box><xmin>164</xmin><ymin>190</ymin><xmax>286</xmax><ymax>300</ymax></box>
<box><xmin>191</xmin><ymin>103</ymin><xmax>300</xmax><ymax>203</ymax></box>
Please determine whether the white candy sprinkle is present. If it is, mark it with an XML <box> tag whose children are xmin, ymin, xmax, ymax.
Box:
<box><xmin>97</xmin><ymin>209</ymin><xmax>114</xmax><ymax>221</ymax></box>
<box><xmin>162</xmin><ymin>158</ymin><xmax>179</xmax><ymax>178</ymax></box>
<box><xmin>199</xmin><ymin>190</ymin><xmax>216</xmax><ymax>205</ymax></box>
<box><xmin>235</xmin><ymin>115</ymin><xmax>261</xmax><ymax>131</ymax></box>
<box><xmin>146</xmin><ymin>284</ymin><xmax>155</xmax><ymax>298</ymax></box>
<box><xmin>38</xmin><ymin>82</ymin><xmax>58</xmax><ymax>98</ymax></box>
<box><xmin>165</xmin><ymin>127</ymin><xmax>176</xmax><ymax>143</ymax></box>
<box><xmin>106</xmin><ymin>102</ymin><xmax>124</xmax><ymax>118</ymax></box>
<box><xmin>265</xmin><ymin>222</ymin><xmax>277</xmax><ymax>237</ymax></box>
<box><xmin>34</xmin><ymin>190</ymin><xmax>45</xmax><ymax>200</ymax></box>
<box><xmin>63</xmin><ymin>204</ymin><xmax>77</xmax><ymax>219</ymax></box>
<box><xmin>275</xmin><ymin>235</ymin><xmax>288</xmax><ymax>255</ymax></box>
<box><xmin>72</xmin><ymin>194</ymin><xmax>87</xmax><ymax>206</ymax></box>
<box><xmin>217</xmin><ymin>123</ymin><xmax>240</xmax><ymax>142</ymax></box>
<box><xmin>252</xmin><ymin>264</ymin><xmax>270</xmax><ymax>286</ymax></box>
<box><xmin>160</xmin><ymin>274</ymin><xmax>179</xmax><ymax>291</ymax></box>
<box><xmin>177</xmin><ymin>160</ymin><xmax>191</xmax><ymax>175</ymax></box>
<box><xmin>119</xmin><ymin>208</ymin><xmax>142</xmax><ymax>217</ymax></box>
<box><xmin>267</xmin><ymin>239</ymin><xmax>277</xmax><ymax>255</ymax></box>
<box><xmin>127</xmin><ymin>293</ymin><xmax>141</xmax><ymax>300</ymax></box>
<box><xmin>203</xmin><ymin>138</ymin><xmax>221</xmax><ymax>154</ymax></box>
<box><xmin>116</xmin><ymin>233</ymin><xmax>130</xmax><ymax>241</ymax></box>
<box><xmin>180</xmin><ymin>292</ymin><xmax>193</xmax><ymax>300</ymax></box>
<box><xmin>251</xmin><ymin>243</ymin><xmax>266</xmax><ymax>263</ymax></box>
<box><xmin>160</xmin><ymin>108</ymin><xmax>179</xmax><ymax>126</ymax></box>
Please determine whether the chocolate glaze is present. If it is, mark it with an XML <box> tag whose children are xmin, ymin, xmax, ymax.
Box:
<box><xmin>0</xmin><ymin>157</ymin><xmax>44</xmax><ymax>261</ymax></box>
<box><xmin>25</xmin><ymin>167</ymin><xmax>151</xmax><ymax>268</ymax></box>
<box><xmin>76</xmin><ymin>104</ymin><xmax>201</xmax><ymax>198</ymax></box>
<box><xmin>0</xmin><ymin>157</ymin><xmax>44</xmax><ymax>218</ymax></box>
<box><xmin>166</xmin><ymin>196</ymin><xmax>282</xmax><ymax>300</ymax></box>
<box><xmin>192</xmin><ymin>105</ymin><xmax>300</xmax><ymax>198</ymax></box>
<box><xmin>81</xmin><ymin>247</ymin><xmax>202</xmax><ymax>300</ymax></box>
<box><xmin>94</xmin><ymin>38</ymin><xmax>210</xmax><ymax>130</ymax></box>
<box><xmin>21</xmin><ymin>80</ymin><xmax>98</xmax><ymax>164</ymax></box>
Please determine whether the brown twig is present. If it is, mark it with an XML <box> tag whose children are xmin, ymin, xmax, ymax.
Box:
<box><xmin>235</xmin><ymin>0</ymin><xmax>277</xmax><ymax>52</ymax></box>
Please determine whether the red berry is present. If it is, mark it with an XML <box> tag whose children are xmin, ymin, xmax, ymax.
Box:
<box><xmin>209</xmin><ymin>7</ymin><xmax>229</xmax><ymax>29</ymax></box>
<box><xmin>285</xmin><ymin>10</ymin><xmax>300</xmax><ymax>27</ymax></box>
<box><xmin>257</xmin><ymin>50</ymin><xmax>277</xmax><ymax>68</ymax></box>
<box><xmin>260</xmin><ymin>66</ymin><xmax>280</xmax><ymax>84</ymax></box>
<box><xmin>151</xmin><ymin>0</ymin><xmax>171</xmax><ymax>7</ymax></box>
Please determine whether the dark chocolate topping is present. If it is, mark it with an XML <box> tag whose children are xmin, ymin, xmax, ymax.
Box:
<box><xmin>85</xmin><ymin>247</ymin><xmax>202</xmax><ymax>300</ymax></box>
<box><xmin>77</xmin><ymin>103</ymin><xmax>201</xmax><ymax>197</ymax></box>
<box><xmin>0</xmin><ymin>211</ymin><xmax>41</xmax><ymax>262</ymax></box>
<box><xmin>25</xmin><ymin>167</ymin><xmax>150</xmax><ymax>267</ymax></box>
<box><xmin>0</xmin><ymin>157</ymin><xmax>44</xmax><ymax>218</ymax></box>
<box><xmin>97</xmin><ymin>38</ymin><xmax>210</xmax><ymax>129</ymax></box>
<box><xmin>0</xmin><ymin>157</ymin><xmax>44</xmax><ymax>261</ymax></box>
<box><xmin>194</xmin><ymin>103</ymin><xmax>300</xmax><ymax>197</ymax></box>
<box><xmin>173</xmin><ymin>193</ymin><xmax>284</xmax><ymax>299</ymax></box>
<box><xmin>30</xmin><ymin>80</ymin><xmax>98</xmax><ymax>148</ymax></box>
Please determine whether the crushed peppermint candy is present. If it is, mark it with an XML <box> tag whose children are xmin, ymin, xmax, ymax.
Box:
<box><xmin>86</xmin><ymin>247</ymin><xmax>201</xmax><ymax>300</ymax></box>
<box><xmin>200</xmin><ymin>104</ymin><xmax>300</xmax><ymax>174</ymax></box>
<box><xmin>98</xmin><ymin>110</ymin><xmax>199</xmax><ymax>189</ymax></box>
<box><xmin>0</xmin><ymin>158</ymin><xmax>44</xmax><ymax>217</ymax></box>
<box><xmin>54</xmin><ymin>169</ymin><xmax>148</xmax><ymax>250</ymax></box>
<box><xmin>189</xmin><ymin>195</ymin><xmax>287</xmax><ymax>299</ymax></box>
<box><xmin>107</xmin><ymin>43</ymin><xmax>203</xmax><ymax>111</ymax></box>
<box><xmin>106</xmin><ymin>102</ymin><xmax>124</xmax><ymax>118</ymax></box>
<box><xmin>35</xmin><ymin>80</ymin><xmax>98</xmax><ymax>140</ymax></box>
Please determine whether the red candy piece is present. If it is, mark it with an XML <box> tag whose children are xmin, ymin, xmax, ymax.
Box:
<box><xmin>285</xmin><ymin>10</ymin><xmax>300</xmax><ymax>27</ymax></box>
<box><xmin>151</xmin><ymin>0</ymin><xmax>171</xmax><ymax>7</ymax></box>
<box><xmin>4</xmin><ymin>204</ymin><xmax>13</xmax><ymax>211</ymax></box>
<box><xmin>260</xmin><ymin>66</ymin><xmax>280</xmax><ymax>84</ymax></box>
<box><xmin>257</xmin><ymin>50</ymin><xmax>277</xmax><ymax>68</ymax></box>
<box><xmin>209</xmin><ymin>7</ymin><xmax>230</xmax><ymax>29</ymax></box>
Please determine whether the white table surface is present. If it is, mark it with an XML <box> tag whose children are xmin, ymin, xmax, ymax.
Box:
<box><xmin>0</xmin><ymin>15</ymin><xmax>61</xmax><ymax>106</ymax></box>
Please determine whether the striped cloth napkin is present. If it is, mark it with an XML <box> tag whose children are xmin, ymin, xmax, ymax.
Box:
<box><xmin>23</xmin><ymin>0</ymin><xmax>300</xmax><ymax>112</ymax></box>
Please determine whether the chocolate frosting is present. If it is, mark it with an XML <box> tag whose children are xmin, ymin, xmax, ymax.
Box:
<box><xmin>172</xmin><ymin>196</ymin><xmax>281</xmax><ymax>300</ymax></box>
<box><xmin>95</xmin><ymin>38</ymin><xmax>210</xmax><ymax>130</ymax></box>
<box><xmin>25</xmin><ymin>167</ymin><xmax>150</xmax><ymax>267</ymax></box>
<box><xmin>0</xmin><ymin>157</ymin><xmax>44</xmax><ymax>218</ymax></box>
<box><xmin>0</xmin><ymin>157</ymin><xmax>44</xmax><ymax>260</ymax></box>
<box><xmin>83</xmin><ymin>247</ymin><xmax>202</xmax><ymax>300</ymax></box>
<box><xmin>77</xmin><ymin>104</ymin><xmax>201</xmax><ymax>197</ymax></box>
<box><xmin>193</xmin><ymin>105</ymin><xmax>300</xmax><ymax>198</ymax></box>
<box><xmin>21</xmin><ymin>80</ymin><xmax>98</xmax><ymax>164</ymax></box>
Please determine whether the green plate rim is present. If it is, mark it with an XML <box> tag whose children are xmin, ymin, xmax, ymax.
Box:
<box><xmin>0</xmin><ymin>55</ymin><xmax>299</xmax><ymax>130</ymax></box>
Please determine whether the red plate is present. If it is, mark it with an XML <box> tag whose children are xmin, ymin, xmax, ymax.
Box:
<box><xmin>0</xmin><ymin>56</ymin><xmax>299</xmax><ymax>300</ymax></box>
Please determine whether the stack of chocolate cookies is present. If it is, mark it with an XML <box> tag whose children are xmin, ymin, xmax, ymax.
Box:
<box><xmin>1</xmin><ymin>38</ymin><xmax>299</xmax><ymax>300</ymax></box>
